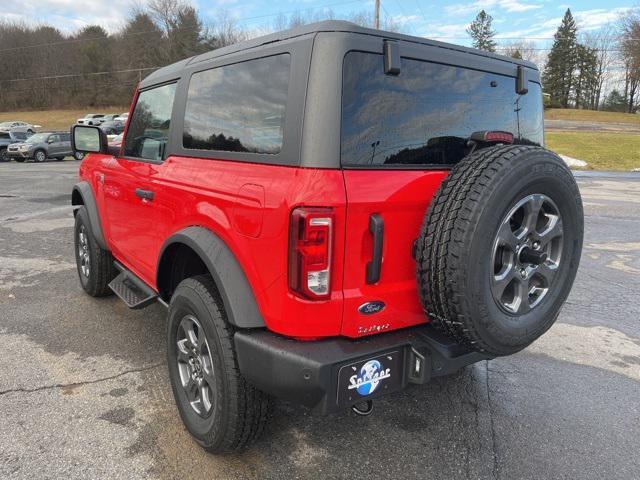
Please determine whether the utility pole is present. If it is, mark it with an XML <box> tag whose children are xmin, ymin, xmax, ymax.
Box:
<box><xmin>374</xmin><ymin>0</ymin><xmax>380</xmax><ymax>29</ymax></box>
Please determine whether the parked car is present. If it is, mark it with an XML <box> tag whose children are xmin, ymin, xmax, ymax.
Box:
<box><xmin>76</xmin><ymin>114</ymin><xmax>105</xmax><ymax>126</ymax></box>
<box><xmin>108</xmin><ymin>133</ymin><xmax>123</xmax><ymax>149</ymax></box>
<box><xmin>99</xmin><ymin>114</ymin><xmax>121</xmax><ymax>125</ymax></box>
<box><xmin>70</xmin><ymin>21</ymin><xmax>583</xmax><ymax>453</ymax></box>
<box><xmin>0</xmin><ymin>121</ymin><xmax>40</xmax><ymax>134</ymax></box>
<box><xmin>0</xmin><ymin>128</ymin><xmax>32</xmax><ymax>161</ymax></box>
<box><xmin>99</xmin><ymin>120</ymin><xmax>125</xmax><ymax>135</ymax></box>
<box><xmin>7</xmin><ymin>131</ymin><xmax>83</xmax><ymax>162</ymax></box>
<box><xmin>114</xmin><ymin>112</ymin><xmax>129</xmax><ymax>123</ymax></box>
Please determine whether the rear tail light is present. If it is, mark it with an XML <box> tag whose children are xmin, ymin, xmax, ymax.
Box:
<box><xmin>288</xmin><ymin>207</ymin><xmax>334</xmax><ymax>300</ymax></box>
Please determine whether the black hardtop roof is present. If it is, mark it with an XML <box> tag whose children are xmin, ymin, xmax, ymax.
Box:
<box><xmin>140</xmin><ymin>20</ymin><xmax>538</xmax><ymax>88</ymax></box>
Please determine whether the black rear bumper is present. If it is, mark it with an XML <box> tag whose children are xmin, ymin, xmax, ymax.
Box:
<box><xmin>234</xmin><ymin>325</ymin><xmax>492</xmax><ymax>414</ymax></box>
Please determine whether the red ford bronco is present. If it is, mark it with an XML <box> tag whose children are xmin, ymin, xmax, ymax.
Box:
<box><xmin>70</xmin><ymin>21</ymin><xmax>583</xmax><ymax>452</ymax></box>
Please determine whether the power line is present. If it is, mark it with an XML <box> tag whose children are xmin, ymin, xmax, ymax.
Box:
<box><xmin>3</xmin><ymin>67</ymin><xmax>159</xmax><ymax>83</ymax></box>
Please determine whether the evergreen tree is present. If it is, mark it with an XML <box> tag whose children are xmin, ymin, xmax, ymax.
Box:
<box><xmin>603</xmin><ymin>89</ymin><xmax>628</xmax><ymax>112</ymax></box>
<box><xmin>573</xmin><ymin>44</ymin><xmax>598</xmax><ymax>109</ymax></box>
<box><xmin>542</xmin><ymin>9</ymin><xmax>578</xmax><ymax>108</ymax></box>
<box><xmin>467</xmin><ymin>10</ymin><xmax>497</xmax><ymax>52</ymax></box>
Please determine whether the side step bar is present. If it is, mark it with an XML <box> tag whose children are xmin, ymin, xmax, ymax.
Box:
<box><xmin>108</xmin><ymin>261</ymin><xmax>157</xmax><ymax>309</ymax></box>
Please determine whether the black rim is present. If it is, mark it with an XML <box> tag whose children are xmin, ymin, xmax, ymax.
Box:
<box><xmin>176</xmin><ymin>315</ymin><xmax>216</xmax><ymax>418</ymax></box>
<box><xmin>490</xmin><ymin>193</ymin><xmax>564</xmax><ymax>315</ymax></box>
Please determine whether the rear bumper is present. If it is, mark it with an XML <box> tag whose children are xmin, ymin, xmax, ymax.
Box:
<box><xmin>234</xmin><ymin>325</ymin><xmax>491</xmax><ymax>414</ymax></box>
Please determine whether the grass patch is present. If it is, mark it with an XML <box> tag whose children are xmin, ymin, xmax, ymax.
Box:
<box><xmin>546</xmin><ymin>131</ymin><xmax>640</xmax><ymax>171</ymax></box>
<box><xmin>545</xmin><ymin>108</ymin><xmax>640</xmax><ymax>125</ymax></box>
<box><xmin>0</xmin><ymin>108</ymin><xmax>128</xmax><ymax>131</ymax></box>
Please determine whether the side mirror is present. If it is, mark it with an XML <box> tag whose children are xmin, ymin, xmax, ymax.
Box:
<box><xmin>71</xmin><ymin>125</ymin><xmax>108</xmax><ymax>154</ymax></box>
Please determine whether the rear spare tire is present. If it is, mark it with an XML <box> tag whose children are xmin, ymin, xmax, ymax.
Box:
<box><xmin>416</xmin><ymin>145</ymin><xmax>583</xmax><ymax>356</ymax></box>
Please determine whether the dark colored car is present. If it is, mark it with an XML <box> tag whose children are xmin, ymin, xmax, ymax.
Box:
<box><xmin>70</xmin><ymin>21</ymin><xmax>583</xmax><ymax>453</ymax></box>
<box><xmin>0</xmin><ymin>129</ymin><xmax>32</xmax><ymax>161</ymax></box>
<box><xmin>7</xmin><ymin>131</ymin><xmax>83</xmax><ymax>162</ymax></box>
<box><xmin>99</xmin><ymin>120</ymin><xmax>125</xmax><ymax>135</ymax></box>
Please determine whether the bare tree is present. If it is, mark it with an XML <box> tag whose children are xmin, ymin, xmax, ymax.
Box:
<box><xmin>501</xmin><ymin>40</ymin><xmax>544</xmax><ymax>67</ymax></box>
<box><xmin>620</xmin><ymin>10</ymin><xmax>640</xmax><ymax>112</ymax></box>
<box><xmin>582</xmin><ymin>25</ymin><xmax>618</xmax><ymax>109</ymax></box>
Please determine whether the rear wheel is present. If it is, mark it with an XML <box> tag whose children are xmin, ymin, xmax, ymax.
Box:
<box><xmin>416</xmin><ymin>145</ymin><xmax>583</xmax><ymax>356</ymax></box>
<box><xmin>74</xmin><ymin>151</ymin><xmax>85</xmax><ymax>161</ymax></box>
<box><xmin>167</xmin><ymin>275</ymin><xmax>270</xmax><ymax>453</ymax></box>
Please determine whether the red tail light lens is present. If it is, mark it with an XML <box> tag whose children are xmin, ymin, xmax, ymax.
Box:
<box><xmin>484</xmin><ymin>131</ymin><xmax>514</xmax><ymax>143</ymax></box>
<box><xmin>288</xmin><ymin>207</ymin><xmax>334</xmax><ymax>299</ymax></box>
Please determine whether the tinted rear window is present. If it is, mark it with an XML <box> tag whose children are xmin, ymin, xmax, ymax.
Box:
<box><xmin>341</xmin><ymin>52</ymin><xmax>543</xmax><ymax>168</ymax></box>
<box><xmin>183</xmin><ymin>54</ymin><xmax>290</xmax><ymax>155</ymax></box>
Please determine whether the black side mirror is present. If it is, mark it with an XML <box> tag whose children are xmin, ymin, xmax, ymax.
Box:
<box><xmin>71</xmin><ymin>125</ymin><xmax>108</xmax><ymax>154</ymax></box>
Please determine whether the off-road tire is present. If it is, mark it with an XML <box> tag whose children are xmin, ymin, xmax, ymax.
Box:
<box><xmin>416</xmin><ymin>145</ymin><xmax>583</xmax><ymax>356</ymax></box>
<box><xmin>167</xmin><ymin>275</ymin><xmax>270</xmax><ymax>453</ymax></box>
<box><xmin>73</xmin><ymin>206</ymin><xmax>116</xmax><ymax>296</ymax></box>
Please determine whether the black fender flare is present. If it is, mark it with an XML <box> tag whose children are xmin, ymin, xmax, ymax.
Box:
<box><xmin>157</xmin><ymin>226</ymin><xmax>265</xmax><ymax>329</ymax></box>
<box><xmin>71</xmin><ymin>181</ymin><xmax>108</xmax><ymax>250</ymax></box>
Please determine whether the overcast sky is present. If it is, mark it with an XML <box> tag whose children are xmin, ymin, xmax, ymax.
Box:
<box><xmin>1</xmin><ymin>0</ymin><xmax>632</xmax><ymax>46</ymax></box>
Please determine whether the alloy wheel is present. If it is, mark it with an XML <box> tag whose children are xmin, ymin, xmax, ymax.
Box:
<box><xmin>490</xmin><ymin>194</ymin><xmax>563</xmax><ymax>315</ymax></box>
<box><xmin>78</xmin><ymin>224</ymin><xmax>90</xmax><ymax>278</ymax></box>
<box><xmin>176</xmin><ymin>315</ymin><xmax>216</xmax><ymax>418</ymax></box>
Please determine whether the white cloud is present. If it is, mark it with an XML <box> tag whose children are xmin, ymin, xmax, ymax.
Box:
<box><xmin>446</xmin><ymin>0</ymin><xmax>543</xmax><ymax>16</ymax></box>
<box><xmin>421</xmin><ymin>22</ymin><xmax>469</xmax><ymax>39</ymax></box>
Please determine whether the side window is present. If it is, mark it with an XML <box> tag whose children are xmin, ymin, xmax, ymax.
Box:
<box><xmin>123</xmin><ymin>83</ymin><xmax>177</xmax><ymax>161</ymax></box>
<box><xmin>61</xmin><ymin>133</ymin><xmax>70</xmax><ymax>142</ymax></box>
<box><xmin>49</xmin><ymin>134</ymin><xmax>60</xmax><ymax>143</ymax></box>
<box><xmin>183</xmin><ymin>54</ymin><xmax>290</xmax><ymax>154</ymax></box>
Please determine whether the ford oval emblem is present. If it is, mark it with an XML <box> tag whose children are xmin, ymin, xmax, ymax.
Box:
<box><xmin>358</xmin><ymin>301</ymin><xmax>386</xmax><ymax>315</ymax></box>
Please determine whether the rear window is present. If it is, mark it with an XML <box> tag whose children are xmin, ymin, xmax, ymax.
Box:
<box><xmin>183</xmin><ymin>54</ymin><xmax>290</xmax><ymax>155</ymax></box>
<box><xmin>341</xmin><ymin>52</ymin><xmax>543</xmax><ymax>168</ymax></box>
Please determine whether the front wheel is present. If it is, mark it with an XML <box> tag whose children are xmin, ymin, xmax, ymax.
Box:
<box><xmin>167</xmin><ymin>275</ymin><xmax>270</xmax><ymax>453</ymax></box>
<box><xmin>74</xmin><ymin>206</ymin><xmax>116</xmax><ymax>296</ymax></box>
<box><xmin>74</xmin><ymin>151</ymin><xmax>85</xmax><ymax>161</ymax></box>
<box><xmin>0</xmin><ymin>148</ymin><xmax>8</xmax><ymax>162</ymax></box>
<box><xmin>34</xmin><ymin>150</ymin><xmax>46</xmax><ymax>162</ymax></box>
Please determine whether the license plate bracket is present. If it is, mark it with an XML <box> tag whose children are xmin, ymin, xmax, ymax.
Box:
<box><xmin>336</xmin><ymin>350</ymin><xmax>403</xmax><ymax>407</ymax></box>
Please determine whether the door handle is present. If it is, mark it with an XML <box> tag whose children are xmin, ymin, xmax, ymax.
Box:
<box><xmin>135</xmin><ymin>188</ymin><xmax>154</xmax><ymax>201</ymax></box>
<box><xmin>366</xmin><ymin>214</ymin><xmax>384</xmax><ymax>284</ymax></box>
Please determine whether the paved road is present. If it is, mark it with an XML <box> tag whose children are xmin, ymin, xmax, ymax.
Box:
<box><xmin>1</xmin><ymin>162</ymin><xmax>639</xmax><ymax>480</ymax></box>
<box><xmin>545</xmin><ymin>119</ymin><xmax>640</xmax><ymax>134</ymax></box>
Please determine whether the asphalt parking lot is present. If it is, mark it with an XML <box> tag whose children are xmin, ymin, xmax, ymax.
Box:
<box><xmin>1</xmin><ymin>161</ymin><xmax>639</xmax><ymax>480</ymax></box>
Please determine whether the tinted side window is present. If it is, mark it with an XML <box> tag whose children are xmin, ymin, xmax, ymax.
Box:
<box><xmin>183</xmin><ymin>54</ymin><xmax>290</xmax><ymax>154</ymax></box>
<box><xmin>49</xmin><ymin>134</ymin><xmax>60</xmax><ymax>143</ymax></box>
<box><xmin>124</xmin><ymin>83</ymin><xmax>176</xmax><ymax>161</ymax></box>
<box><xmin>341</xmin><ymin>52</ymin><xmax>543</xmax><ymax>168</ymax></box>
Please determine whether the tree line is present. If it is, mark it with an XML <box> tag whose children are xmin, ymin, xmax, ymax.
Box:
<box><xmin>467</xmin><ymin>8</ymin><xmax>640</xmax><ymax>113</ymax></box>
<box><xmin>0</xmin><ymin>1</ymin><xmax>637</xmax><ymax>113</ymax></box>
<box><xmin>0</xmin><ymin>0</ymin><xmax>399</xmax><ymax>112</ymax></box>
